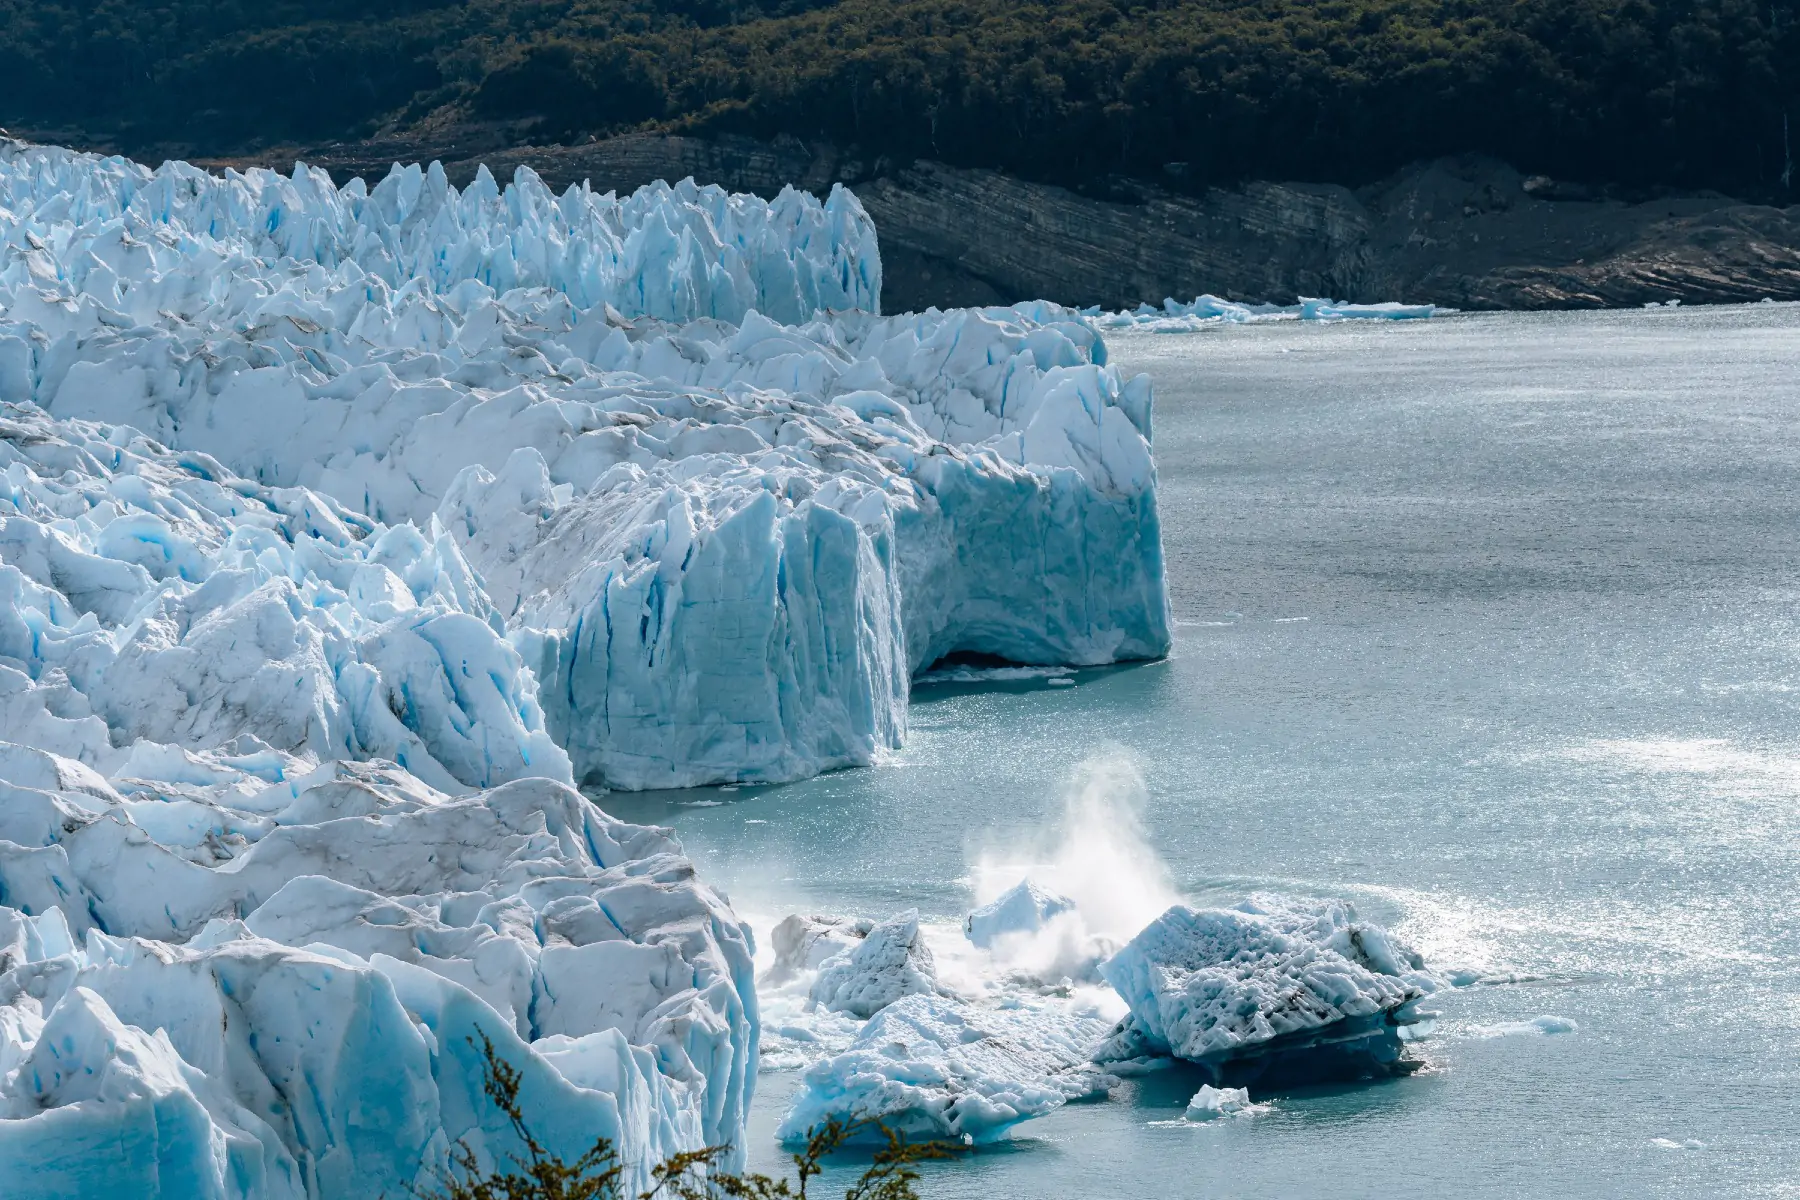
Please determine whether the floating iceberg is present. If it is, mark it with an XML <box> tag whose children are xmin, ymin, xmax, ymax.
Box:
<box><xmin>777</xmin><ymin>993</ymin><xmax>1115</xmax><ymax>1144</ymax></box>
<box><xmin>1182</xmin><ymin>1084</ymin><xmax>1265</xmax><ymax>1121</ymax></box>
<box><xmin>1097</xmin><ymin>897</ymin><xmax>1436</xmax><ymax>1087</ymax></box>
<box><xmin>964</xmin><ymin>879</ymin><xmax>1077</xmax><ymax>950</ymax></box>
<box><xmin>1090</xmin><ymin>294</ymin><xmax>1443</xmax><ymax>333</ymax></box>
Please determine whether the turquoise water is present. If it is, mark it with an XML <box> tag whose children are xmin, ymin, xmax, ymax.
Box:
<box><xmin>606</xmin><ymin>305</ymin><xmax>1800</xmax><ymax>1198</ymax></box>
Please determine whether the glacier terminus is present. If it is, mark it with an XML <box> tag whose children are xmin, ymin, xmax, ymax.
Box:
<box><xmin>0</xmin><ymin>138</ymin><xmax>1187</xmax><ymax>1197</ymax></box>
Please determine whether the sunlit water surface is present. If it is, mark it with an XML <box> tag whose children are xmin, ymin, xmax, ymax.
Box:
<box><xmin>606</xmin><ymin>305</ymin><xmax>1800</xmax><ymax>1198</ymax></box>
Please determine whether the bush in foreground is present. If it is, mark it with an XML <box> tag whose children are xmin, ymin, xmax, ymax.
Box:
<box><xmin>414</xmin><ymin>1032</ymin><xmax>953</xmax><ymax>1200</ymax></box>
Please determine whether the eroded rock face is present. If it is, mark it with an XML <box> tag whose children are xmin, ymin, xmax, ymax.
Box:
<box><xmin>855</xmin><ymin>155</ymin><xmax>1800</xmax><ymax>311</ymax></box>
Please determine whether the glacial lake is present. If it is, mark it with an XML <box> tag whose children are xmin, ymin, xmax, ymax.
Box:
<box><xmin>605</xmin><ymin>303</ymin><xmax>1800</xmax><ymax>1198</ymax></box>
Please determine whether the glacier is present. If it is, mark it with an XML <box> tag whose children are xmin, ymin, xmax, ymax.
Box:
<box><xmin>0</xmin><ymin>760</ymin><xmax>756</xmax><ymax>1198</ymax></box>
<box><xmin>0</xmin><ymin>137</ymin><xmax>1173</xmax><ymax>1197</ymax></box>
<box><xmin>0</xmin><ymin>138</ymin><xmax>1170</xmax><ymax>790</ymax></box>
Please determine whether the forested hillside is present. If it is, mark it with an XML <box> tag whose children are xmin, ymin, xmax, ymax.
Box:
<box><xmin>3</xmin><ymin>0</ymin><xmax>1796</xmax><ymax>196</ymax></box>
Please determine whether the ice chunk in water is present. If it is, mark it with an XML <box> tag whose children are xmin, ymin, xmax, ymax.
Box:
<box><xmin>1098</xmin><ymin>898</ymin><xmax>1434</xmax><ymax>1086</ymax></box>
<box><xmin>764</xmin><ymin>914</ymin><xmax>874</xmax><ymax>986</ymax></box>
<box><xmin>1469</xmin><ymin>1014</ymin><xmax>1578</xmax><ymax>1038</ymax></box>
<box><xmin>777</xmin><ymin>993</ymin><xmax>1115</xmax><ymax>1144</ymax></box>
<box><xmin>809</xmin><ymin>910</ymin><xmax>940</xmax><ymax>1018</ymax></box>
<box><xmin>1183</xmin><ymin>1084</ymin><xmax>1264</xmax><ymax>1121</ymax></box>
<box><xmin>965</xmin><ymin>879</ymin><xmax>1077</xmax><ymax>949</ymax></box>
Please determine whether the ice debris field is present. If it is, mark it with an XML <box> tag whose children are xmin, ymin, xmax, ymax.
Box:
<box><xmin>0</xmin><ymin>138</ymin><xmax>1476</xmax><ymax>1198</ymax></box>
<box><xmin>1090</xmin><ymin>294</ymin><xmax>1443</xmax><ymax>333</ymax></box>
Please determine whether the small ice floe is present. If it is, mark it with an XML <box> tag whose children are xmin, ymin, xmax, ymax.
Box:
<box><xmin>1440</xmin><ymin>966</ymin><xmax>1549</xmax><ymax>988</ymax></box>
<box><xmin>1183</xmin><ymin>1085</ymin><xmax>1268</xmax><ymax>1122</ymax></box>
<box><xmin>1467</xmin><ymin>1015</ymin><xmax>1578</xmax><ymax>1038</ymax></box>
<box><xmin>778</xmin><ymin>992</ymin><xmax>1117</xmax><ymax>1144</ymax></box>
<box><xmin>1087</xmin><ymin>295</ymin><xmax>1443</xmax><ymax>332</ymax></box>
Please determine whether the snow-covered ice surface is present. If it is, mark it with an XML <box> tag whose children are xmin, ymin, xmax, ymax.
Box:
<box><xmin>1098</xmin><ymin>896</ymin><xmax>1439</xmax><ymax>1087</ymax></box>
<box><xmin>0</xmin><ymin>139</ymin><xmax>1174</xmax><ymax>1197</ymax></box>
<box><xmin>1089</xmin><ymin>295</ymin><xmax>1442</xmax><ymax>333</ymax></box>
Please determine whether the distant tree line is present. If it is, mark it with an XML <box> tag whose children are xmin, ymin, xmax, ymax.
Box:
<box><xmin>3</xmin><ymin>0</ymin><xmax>1796</xmax><ymax>197</ymax></box>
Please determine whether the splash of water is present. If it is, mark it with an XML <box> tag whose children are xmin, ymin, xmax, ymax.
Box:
<box><xmin>967</xmin><ymin>750</ymin><xmax>1180</xmax><ymax>976</ymax></box>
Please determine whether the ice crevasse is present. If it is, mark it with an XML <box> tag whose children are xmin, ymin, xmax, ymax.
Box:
<box><xmin>0</xmin><ymin>138</ymin><xmax>1171</xmax><ymax>1197</ymax></box>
